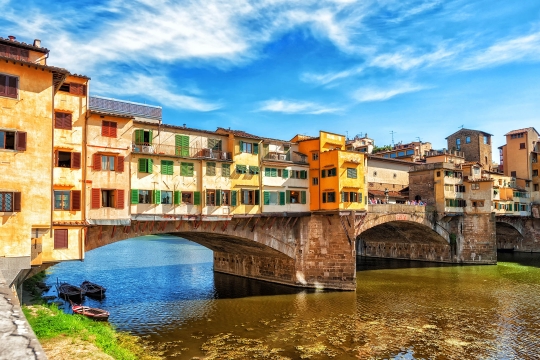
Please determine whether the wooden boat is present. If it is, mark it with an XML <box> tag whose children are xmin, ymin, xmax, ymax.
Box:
<box><xmin>71</xmin><ymin>302</ymin><xmax>110</xmax><ymax>321</ymax></box>
<box><xmin>56</xmin><ymin>281</ymin><xmax>85</xmax><ymax>300</ymax></box>
<box><xmin>80</xmin><ymin>280</ymin><xmax>106</xmax><ymax>299</ymax></box>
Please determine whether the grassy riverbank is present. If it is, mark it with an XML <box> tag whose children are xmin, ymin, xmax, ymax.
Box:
<box><xmin>22</xmin><ymin>274</ymin><xmax>161</xmax><ymax>360</ymax></box>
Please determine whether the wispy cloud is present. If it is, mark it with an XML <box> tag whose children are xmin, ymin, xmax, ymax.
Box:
<box><xmin>93</xmin><ymin>74</ymin><xmax>221</xmax><ymax>112</ymax></box>
<box><xmin>353</xmin><ymin>83</ymin><xmax>429</xmax><ymax>102</ymax></box>
<box><xmin>301</xmin><ymin>65</ymin><xmax>364</xmax><ymax>85</ymax></box>
<box><xmin>460</xmin><ymin>32</ymin><xmax>540</xmax><ymax>70</ymax></box>
<box><xmin>257</xmin><ymin>99</ymin><xmax>341</xmax><ymax>114</ymax></box>
<box><xmin>370</xmin><ymin>48</ymin><xmax>455</xmax><ymax>71</ymax></box>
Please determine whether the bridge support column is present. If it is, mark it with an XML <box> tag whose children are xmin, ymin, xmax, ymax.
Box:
<box><xmin>457</xmin><ymin>213</ymin><xmax>496</xmax><ymax>263</ymax></box>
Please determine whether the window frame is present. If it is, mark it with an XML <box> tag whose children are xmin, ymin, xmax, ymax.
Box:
<box><xmin>0</xmin><ymin>73</ymin><xmax>18</xmax><ymax>99</ymax></box>
<box><xmin>54</xmin><ymin>190</ymin><xmax>71</xmax><ymax>210</ymax></box>
<box><xmin>161</xmin><ymin>190</ymin><xmax>173</xmax><ymax>205</ymax></box>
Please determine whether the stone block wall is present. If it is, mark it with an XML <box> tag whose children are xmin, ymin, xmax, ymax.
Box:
<box><xmin>458</xmin><ymin>213</ymin><xmax>496</xmax><ymax>263</ymax></box>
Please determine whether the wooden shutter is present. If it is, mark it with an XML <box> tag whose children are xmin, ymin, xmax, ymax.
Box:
<box><xmin>116</xmin><ymin>156</ymin><xmax>124</xmax><ymax>172</ymax></box>
<box><xmin>135</xmin><ymin>129</ymin><xmax>144</xmax><ymax>144</ymax></box>
<box><xmin>301</xmin><ymin>170</ymin><xmax>307</xmax><ymax>179</ymax></box>
<box><xmin>255</xmin><ymin>190</ymin><xmax>260</xmax><ymax>205</ymax></box>
<box><xmin>279</xmin><ymin>192</ymin><xmax>285</xmax><ymax>205</ymax></box>
<box><xmin>55</xmin><ymin>112</ymin><xmax>64</xmax><ymax>129</ymax></box>
<box><xmin>231</xmin><ymin>191</ymin><xmax>237</xmax><ymax>206</ymax></box>
<box><xmin>181</xmin><ymin>135</ymin><xmax>189</xmax><ymax>156</ymax></box>
<box><xmin>265</xmin><ymin>167</ymin><xmax>270</xmax><ymax>177</ymax></box>
<box><xmin>109</xmin><ymin>122</ymin><xmax>117</xmax><ymax>138</ymax></box>
<box><xmin>193</xmin><ymin>191</ymin><xmax>201</xmax><ymax>205</ymax></box>
<box><xmin>15</xmin><ymin>131</ymin><xmax>26</xmax><ymax>151</ymax></box>
<box><xmin>148</xmin><ymin>158</ymin><xmax>153</xmax><ymax>173</ymax></box>
<box><xmin>253</xmin><ymin>143</ymin><xmax>259</xmax><ymax>155</ymax></box>
<box><xmin>174</xmin><ymin>191</ymin><xmax>181</xmax><ymax>205</ymax></box>
<box><xmin>0</xmin><ymin>74</ymin><xmax>5</xmax><ymax>96</ymax></box>
<box><xmin>71</xmin><ymin>190</ymin><xmax>81</xmax><ymax>211</ymax></box>
<box><xmin>271</xmin><ymin>168</ymin><xmax>277</xmax><ymax>177</ymax></box>
<box><xmin>70</xmin><ymin>83</ymin><xmax>83</xmax><ymax>95</ymax></box>
<box><xmin>13</xmin><ymin>192</ymin><xmax>21</xmax><ymax>212</ymax></box>
<box><xmin>138</xmin><ymin>158</ymin><xmax>146</xmax><ymax>173</ymax></box>
<box><xmin>54</xmin><ymin>229</ymin><xmax>68</xmax><ymax>249</ymax></box>
<box><xmin>102</xmin><ymin>121</ymin><xmax>109</xmax><ymax>137</ymax></box>
<box><xmin>264</xmin><ymin>191</ymin><xmax>270</xmax><ymax>205</ymax></box>
<box><xmin>131</xmin><ymin>189</ymin><xmax>139</xmax><ymax>204</ymax></box>
<box><xmin>63</xmin><ymin>113</ymin><xmax>72</xmax><ymax>130</ymax></box>
<box><xmin>154</xmin><ymin>190</ymin><xmax>161</xmax><ymax>204</ymax></box>
<box><xmin>91</xmin><ymin>188</ymin><xmax>101</xmax><ymax>209</ymax></box>
<box><xmin>93</xmin><ymin>153</ymin><xmax>101</xmax><ymax>171</ymax></box>
<box><xmin>282</xmin><ymin>169</ymin><xmax>288</xmax><ymax>178</ymax></box>
<box><xmin>216</xmin><ymin>189</ymin><xmax>222</xmax><ymax>206</ymax></box>
<box><xmin>286</xmin><ymin>190</ymin><xmax>291</xmax><ymax>204</ymax></box>
<box><xmin>321</xmin><ymin>170</ymin><xmax>327</xmax><ymax>178</ymax></box>
<box><xmin>358</xmin><ymin>192</ymin><xmax>362</xmax><ymax>203</ymax></box>
<box><xmin>239</xmin><ymin>140</ymin><xmax>244</xmax><ymax>153</ymax></box>
<box><xmin>148</xmin><ymin>130</ymin><xmax>153</xmax><ymax>145</ymax></box>
<box><xmin>175</xmin><ymin>135</ymin><xmax>181</xmax><ymax>155</ymax></box>
<box><xmin>301</xmin><ymin>191</ymin><xmax>306</xmax><ymax>204</ymax></box>
<box><xmin>116</xmin><ymin>190</ymin><xmax>125</xmax><ymax>209</ymax></box>
<box><xmin>71</xmin><ymin>152</ymin><xmax>81</xmax><ymax>169</ymax></box>
<box><xmin>7</xmin><ymin>75</ymin><xmax>17</xmax><ymax>99</ymax></box>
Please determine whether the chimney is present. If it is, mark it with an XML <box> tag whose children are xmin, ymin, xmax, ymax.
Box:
<box><xmin>33</xmin><ymin>39</ymin><xmax>41</xmax><ymax>48</ymax></box>
<box><xmin>8</xmin><ymin>35</ymin><xmax>16</xmax><ymax>41</ymax></box>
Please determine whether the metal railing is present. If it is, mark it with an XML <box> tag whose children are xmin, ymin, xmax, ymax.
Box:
<box><xmin>90</xmin><ymin>96</ymin><xmax>162</xmax><ymax>120</ymax></box>
<box><xmin>132</xmin><ymin>143</ymin><xmax>231</xmax><ymax>160</ymax></box>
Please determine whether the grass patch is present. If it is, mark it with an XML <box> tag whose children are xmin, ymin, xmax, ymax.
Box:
<box><xmin>23</xmin><ymin>304</ymin><xmax>161</xmax><ymax>360</ymax></box>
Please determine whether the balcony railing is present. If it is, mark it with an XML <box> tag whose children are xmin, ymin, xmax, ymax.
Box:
<box><xmin>132</xmin><ymin>143</ymin><xmax>231</xmax><ymax>160</ymax></box>
<box><xmin>90</xmin><ymin>96</ymin><xmax>162</xmax><ymax>121</ymax></box>
<box><xmin>0</xmin><ymin>44</ymin><xmax>30</xmax><ymax>62</ymax></box>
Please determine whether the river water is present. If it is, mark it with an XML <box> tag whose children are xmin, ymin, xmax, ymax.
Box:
<box><xmin>43</xmin><ymin>235</ymin><xmax>540</xmax><ymax>359</ymax></box>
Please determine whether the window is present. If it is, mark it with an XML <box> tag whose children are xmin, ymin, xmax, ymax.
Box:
<box><xmin>0</xmin><ymin>130</ymin><xmax>26</xmax><ymax>151</ymax></box>
<box><xmin>520</xmin><ymin>143</ymin><xmax>526</xmax><ymax>149</ymax></box>
<box><xmin>161</xmin><ymin>191</ymin><xmax>173</xmax><ymax>205</ymax></box>
<box><xmin>341</xmin><ymin>192</ymin><xmax>359</xmax><ymax>202</ymax></box>
<box><xmin>511</xmin><ymin>133</ymin><xmax>524</xmax><ymax>139</ymax></box>
<box><xmin>219</xmin><ymin>190</ymin><xmax>231</xmax><ymax>206</ymax></box>
<box><xmin>456</xmin><ymin>138</ymin><xmax>461</xmax><ymax>150</ymax></box>
<box><xmin>288</xmin><ymin>191</ymin><xmax>300</xmax><ymax>204</ymax></box>
<box><xmin>175</xmin><ymin>134</ymin><xmax>189</xmax><ymax>156</ymax></box>
<box><xmin>390</xmin><ymin>153</ymin><xmax>397</xmax><ymax>158</ymax></box>
<box><xmin>472</xmin><ymin>201</ymin><xmax>485</xmax><ymax>207</ymax></box>
<box><xmin>236</xmin><ymin>164</ymin><xmax>247</xmax><ymax>174</ymax></box>
<box><xmin>0</xmin><ymin>192</ymin><xmax>20</xmax><ymax>212</ymax></box>
<box><xmin>466</xmin><ymin>136</ymin><xmax>471</xmax><ymax>143</ymax></box>
<box><xmin>533</xmin><ymin>170</ymin><xmax>538</xmax><ymax>177</ymax></box>
<box><xmin>406</xmin><ymin>149</ymin><xmax>414</xmax><ymax>155</ymax></box>
<box><xmin>455</xmin><ymin>185</ymin><xmax>466</xmax><ymax>193</ymax></box>
<box><xmin>346</xmin><ymin>168</ymin><xmax>357</xmax><ymax>179</ymax></box>
<box><xmin>241</xmin><ymin>189</ymin><xmax>259</xmax><ymax>205</ymax></box>
<box><xmin>181</xmin><ymin>192</ymin><xmax>193</xmax><ymax>204</ymax></box>
<box><xmin>205</xmin><ymin>162</ymin><xmax>216</xmax><ymax>176</ymax></box>
<box><xmin>248</xmin><ymin>166</ymin><xmax>259</xmax><ymax>175</ymax></box>
<box><xmin>56</xmin><ymin>151</ymin><xmax>81</xmax><ymax>169</ymax></box>
<box><xmin>327</xmin><ymin>168</ymin><xmax>337</xmax><ymax>177</ymax></box>
<box><xmin>471</xmin><ymin>183</ymin><xmax>480</xmax><ymax>190</ymax></box>
<box><xmin>54</xmin><ymin>191</ymin><xmax>70</xmax><ymax>210</ymax></box>
<box><xmin>240</xmin><ymin>141</ymin><xmax>258</xmax><ymax>154</ymax></box>
<box><xmin>312</xmin><ymin>152</ymin><xmax>319</xmax><ymax>160</ymax></box>
<box><xmin>0</xmin><ymin>74</ymin><xmax>18</xmax><ymax>99</ymax></box>
<box><xmin>180</xmin><ymin>162</ymin><xmax>194</xmax><ymax>176</ymax></box>
<box><xmin>58</xmin><ymin>83</ymin><xmax>86</xmax><ymax>95</ymax></box>
<box><xmin>526</xmin><ymin>181</ymin><xmax>531</xmax><ymax>188</ymax></box>
<box><xmin>322</xmin><ymin>191</ymin><xmax>336</xmax><ymax>203</ymax></box>
<box><xmin>534</xmin><ymin>184</ymin><xmax>539</xmax><ymax>191</ymax></box>
<box><xmin>437</xmin><ymin>171</ymin><xmax>441</xmax><ymax>177</ymax></box>
<box><xmin>473</xmin><ymin>167</ymin><xmax>480</xmax><ymax>175</ymax></box>
<box><xmin>206</xmin><ymin>189</ymin><xmax>216</xmax><ymax>206</ymax></box>
<box><xmin>445</xmin><ymin>199</ymin><xmax>466</xmax><ymax>207</ymax></box>
<box><xmin>101</xmin><ymin>189</ymin><xmax>115</xmax><ymax>208</ymax></box>
<box><xmin>138</xmin><ymin>190</ymin><xmax>152</xmax><ymax>204</ymax></box>
<box><xmin>398</xmin><ymin>151</ymin><xmax>405</xmax><ymax>157</ymax></box>
<box><xmin>134</xmin><ymin>129</ymin><xmax>153</xmax><ymax>145</ymax></box>
<box><xmin>265</xmin><ymin>167</ymin><xmax>278</xmax><ymax>177</ymax></box>
<box><xmin>483</xmin><ymin>136</ymin><xmax>489</xmax><ymax>145</ymax></box>
<box><xmin>102</xmin><ymin>121</ymin><xmax>117</xmax><ymax>138</ymax></box>
<box><xmin>208</xmin><ymin>138</ymin><xmax>222</xmax><ymax>151</ymax></box>
<box><xmin>265</xmin><ymin>191</ymin><xmax>279</xmax><ymax>205</ymax></box>
<box><xmin>138</xmin><ymin>158</ymin><xmax>153</xmax><ymax>173</ymax></box>
<box><xmin>222</xmin><ymin>164</ymin><xmax>230</xmax><ymax>177</ymax></box>
<box><xmin>511</xmin><ymin>171</ymin><xmax>517</xmax><ymax>177</ymax></box>
<box><xmin>54</xmin><ymin>112</ymin><xmax>72</xmax><ymax>130</ymax></box>
<box><xmin>312</xmin><ymin>177</ymin><xmax>319</xmax><ymax>185</ymax></box>
<box><xmin>102</xmin><ymin>156</ymin><xmax>115</xmax><ymax>171</ymax></box>
<box><xmin>54</xmin><ymin>229</ymin><xmax>68</xmax><ymax>249</ymax></box>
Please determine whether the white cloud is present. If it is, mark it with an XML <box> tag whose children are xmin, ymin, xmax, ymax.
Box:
<box><xmin>257</xmin><ymin>99</ymin><xmax>341</xmax><ymax>114</ymax></box>
<box><xmin>460</xmin><ymin>32</ymin><xmax>540</xmax><ymax>70</ymax></box>
<box><xmin>370</xmin><ymin>48</ymin><xmax>454</xmax><ymax>71</ymax></box>
<box><xmin>92</xmin><ymin>74</ymin><xmax>221</xmax><ymax>112</ymax></box>
<box><xmin>353</xmin><ymin>83</ymin><xmax>428</xmax><ymax>102</ymax></box>
<box><xmin>301</xmin><ymin>65</ymin><xmax>364</xmax><ymax>85</ymax></box>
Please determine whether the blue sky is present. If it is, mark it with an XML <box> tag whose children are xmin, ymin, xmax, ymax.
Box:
<box><xmin>2</xmin><ymin>0</ymin><xmax>540</xmax><ymax>153</ymax></box>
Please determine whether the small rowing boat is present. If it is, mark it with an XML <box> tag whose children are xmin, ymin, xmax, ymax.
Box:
<box><xmin>56</xmin><ymin>280</ymin><xmax>85</xmax><ymax>300</ymax></box>
<box><xmin>71</xmin><ymin>302</ymin><xmax>110</xmax><ymax>321</ymax></box>
<box><xmin>80</xmin><ymin>280</ymin><xmax>106</xmax><ymax>299</ymax></box>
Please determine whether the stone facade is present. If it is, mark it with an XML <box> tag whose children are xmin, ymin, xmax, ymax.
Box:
<box><xmin>446</xmin><ymin>128</ymin><xmax>492</xmax><ymax>170</ymax></box>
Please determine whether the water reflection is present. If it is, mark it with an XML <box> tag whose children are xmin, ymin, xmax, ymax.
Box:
<box><xmin>43</xmin><ymin>236</ymin><xmax>540</xmax><ymax>359</ymax></box>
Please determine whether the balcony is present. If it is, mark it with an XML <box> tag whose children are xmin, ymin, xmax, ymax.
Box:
<box><xmin>90</xmin><ymin>96</ymin><xmax>162</xmax><ymax>121</ymax></box>
<box><xmin>132</xmin><ymin>143</ymin><xmax>231</xmax><ymax>161</ymax></box>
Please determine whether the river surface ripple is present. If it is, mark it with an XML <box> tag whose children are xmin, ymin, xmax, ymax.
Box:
<box><xmin>43</xmin><ymin>235</ymin><xmax>540</xmax><ymax>359</ymax></box>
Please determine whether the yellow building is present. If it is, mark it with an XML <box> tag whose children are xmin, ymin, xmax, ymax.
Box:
<box><xmin>0</xmin><ymin>36</ymin><xmax>68</xmax><ymax>286</ymax></box>
<box><xmin>295</xmin><ymin>131</ymin><xmax>366</xmax><ymax>212</ymax></box>
<box><xmin>216</xmin><ymin>128</ymin><xmax>262</xmax><ymax>216</ymax></box>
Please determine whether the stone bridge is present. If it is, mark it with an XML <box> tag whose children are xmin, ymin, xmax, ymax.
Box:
<box><xmin>84</xmin><ymin>204</ymin><xmax>501</xmax><ymax>291</ymax></box>
<box><xmin>495</xmin><ymin>215</ymin><xmax>540</xmax><ymax>252</ymax></box>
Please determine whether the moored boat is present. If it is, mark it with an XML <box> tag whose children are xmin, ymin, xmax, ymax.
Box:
<box><xmin>80</xmin><ymin>280</ymin><xmax>106</xmax><ymax>299</ymax></box>
<box><xmin>56</xmin><ymin>281</ymin><xmax>85</xmax><ymax>300</ymax></box>
<box><xmin>71</xmin><ymin>302</ymin><xmax>110</xmax><ymax>321</ymax></box>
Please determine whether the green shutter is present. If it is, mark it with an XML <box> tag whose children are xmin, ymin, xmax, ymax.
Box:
<box><xmin>188</xmin><ymin>163</ymin><xmax>194</xmax><ymax>176</ymax></box>
<box><xmin>138</xmin><ymin>158</ymin><xmax>145</xmax><ymax>172</ymax></box>
<box><xmin>231</xmin><ymin>190</ymin><xmax>237</xmax><ymax>206</ymax></box>
<box><xmin>174</xmin><ymin>191</ymin><xmax>181</xmax><ymax>205</ymax></box>
<box><xmin>175</xmin><ymin>135</ymin><xmax>182</xmax><ymax>156</ymax></box>
<box><xmin>301</xmin><ymin>191</ymin><xmax>306</xmax><ymax>204</ymax></box>
<box><xmin>193</xmin><ymin>191</ymin><xmax>201</xmax><ymax>205</ymax></box>
<box><xmin>239</xmin><ymin>140</ymin><xmax>244</xmax><ymax>152</ymax></box>
<box><xmin>271</xmin><ymin>168</ymin><xmax>277</xmax><ymax>177</ymax></box>
<box><xmin>148</xmin><ymin>158</ymin><xmax>153</xmax><ymax>173</ymax></box>
<box><xmin>181</xmin><ymin>135</ymin><xmax>189</xmax><ymax>156</ymax></box>
<box><xmin>154</xmin><ymin>190</ymin><xmax>161</xmax><ymax>204</ymax></box>
<box><xmin>216</xmin><ymin>189</ymin><xmax>222</xmax><ymax>206</ymax></box>
<box><xmin>282</xmin><ymin>169</ymin><xmax>289</xmax><ymax>178</ymax></box>
<box><xmin>148</xmin><ymin>130</ymin><xmax>153</xmax><ymax>145</ymax></box>
<box><xmin>286</xmin><ymin>190</ymin><xmax>291</xmax><ymax>204</ymax></box>
<box><xmin>301</xmin><ymin>170</ymin><xmax>307</xmax><ymax>179</ymax></box>
<box><xmin>131</xmin><ymin>189</ymin><xmax>139</xmax><ymax>204</ymax></box>
<box><xmin>358</xmin><ymin>192</ymin><xmax>362</xmax><ymax>203</ymax></box>
<box><xmin>253</xmin><ymin>143</ymin><xmax>259</xmax><ymax>155</ymax></box>
<box><xmin>279</xmin><ymin>192</ymin><xmax>285</xmax><ymax>205</ymax></box>
<box><xmin>222</xmin><ymin>164</ymin><xmax>230</xmax><ymax>177</ymax></box>
<box><xmin>322</xmin><ymin>170</ymin><xmax>326</xmax><ymax>178</ymax></box>
<box><xmin>181</xmin><ymin>162</ymin><xmax>187</xmax><ymax>176</ymax></box>
<box><xmin>255</xmin><ymin>190</ymin><xmax>260</xmax><ymax>205</ymax></box>
<box><xmin>264</xmin><ymin>191</ymin><xmax>270</xmax><ymax>205</ymax></box>
<box><xmin>265</xmin><ymin>167</ymin><xmax>271</xmax><ymax>177</ymax></box>
<box><xmin>135</xmin><ymin>129</ymin><xmax>144</xmax><ymax>144</ymax></box>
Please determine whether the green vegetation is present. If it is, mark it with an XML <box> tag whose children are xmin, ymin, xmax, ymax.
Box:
<box><xmin>23</xmin><ymin>271</ymin><xmax>47</xmax><ymax>301</ymax></box>
<box><xmin>372</xmin><ymin>144</ymin><xmax>392</xmax><ymax>154</ymax></box>
<box><xmin>23</xmin><ymin>304</ymin><xmax>161</xmax><ymax>360</ymax></box>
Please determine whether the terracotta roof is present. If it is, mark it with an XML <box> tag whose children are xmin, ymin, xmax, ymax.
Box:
<box><xmin>134</xmin><ymin>121</ymin><xmax>227</xmax><ymax>137</ymax></box>
<box><xmin>216</xmin><ymin>127</ymin><xmax>262</xmax><ymax>140</ymax></box>
<box><xmin>445</xmin><ymin>128</ymin><xmax>493</xmax><ymax>139</ymax></box>
<box><xmin>367</xmin><ymin>154</ymin><xmax>416</xmax><ymax>165</ymax></box>
<box><xmin>0</xmin><ymin>55</ymin><xmax>69</xmax><ymax>74</ymax></box>
<box><xmin>0</xmin><ymin>36</ymin><xmax>49</xmax><ymax>53</ymax></box>
<box><xmin>504</xmin><ymin>127</ymin><xmax>540</xmax><ymax>137</ymax></box>
<box><xmin>70</xmin><ymin>73</ymin><xmax>91</xmax><ymax>80</ymax></box>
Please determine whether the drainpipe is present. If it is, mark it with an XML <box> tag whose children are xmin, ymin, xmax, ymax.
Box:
<box><xmin>49</xmin><ymin>74</ymin><xmax>56</xmax><ymax>237</ymax></box>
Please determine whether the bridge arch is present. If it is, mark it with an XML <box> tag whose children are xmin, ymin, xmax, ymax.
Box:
<box><xmin>495</xmin><ymin>218</ymin><xmax>524</xmax><ymax>251</ymax></box>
